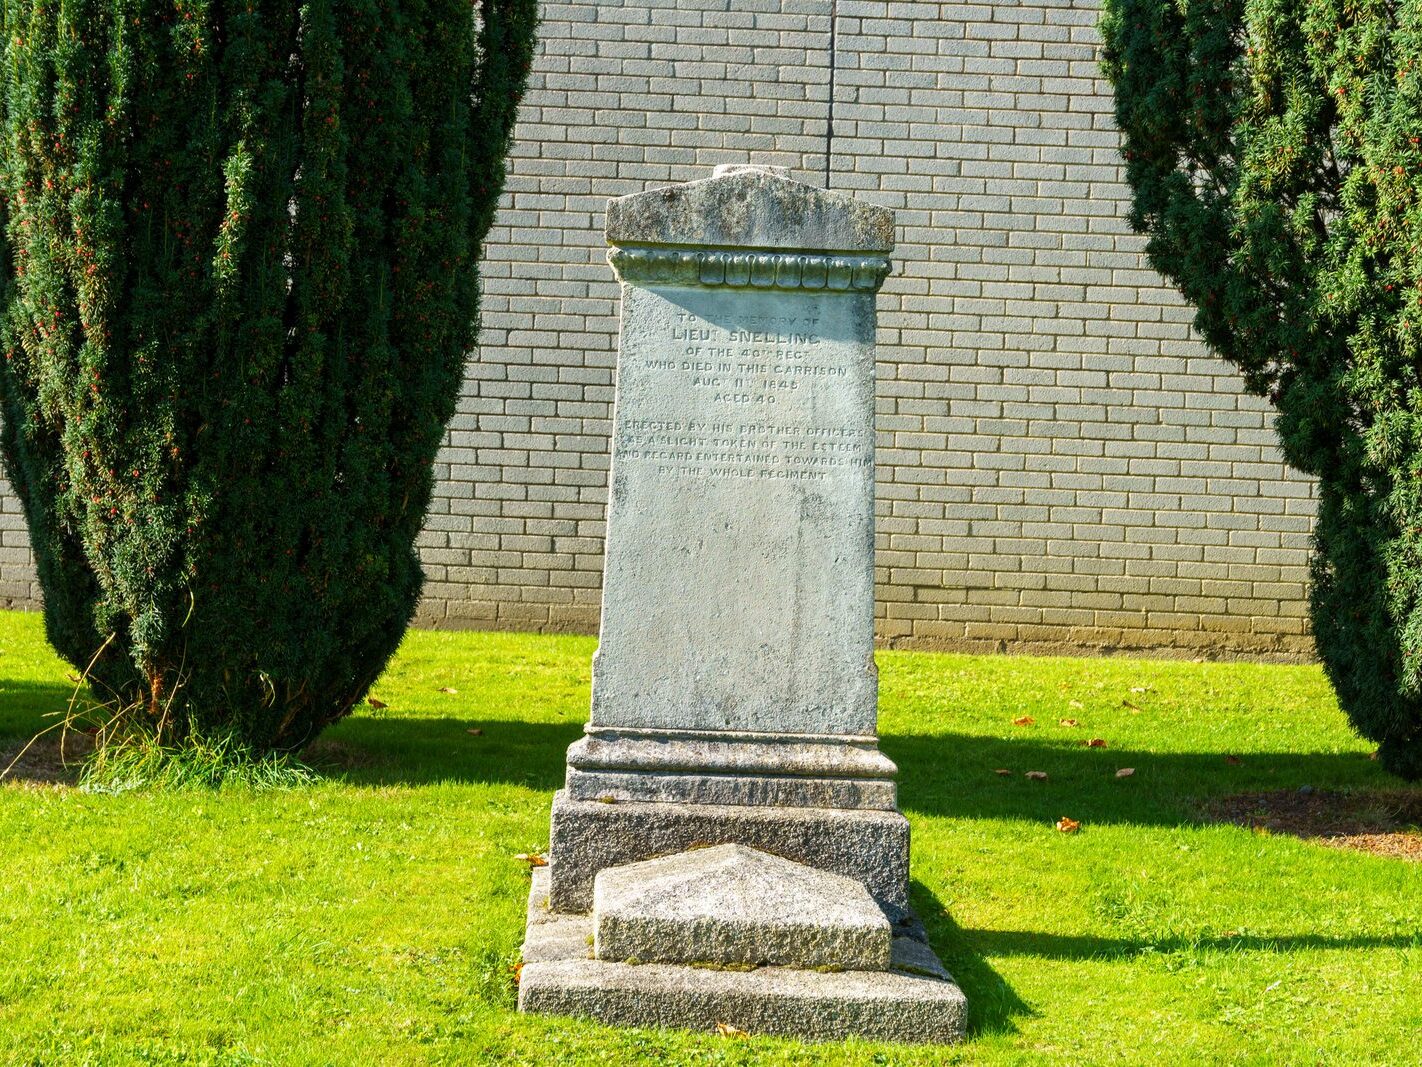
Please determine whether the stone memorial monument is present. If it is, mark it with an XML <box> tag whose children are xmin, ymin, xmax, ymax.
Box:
<box><xmin>517</xmin><ymin>164</ymin><xmax>966</xmax><ymax>1044</ymax></box>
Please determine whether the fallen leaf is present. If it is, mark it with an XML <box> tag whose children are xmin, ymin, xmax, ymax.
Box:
<box><xmin>715</xmin><ymin>1021</ymin><xmax>748</xmax><ymax>1038</ymax></box>
<box><xmin>467</xmin><ymin>727</ymin><xmax>484</xmax><ymax>736</ymax></box>
<box><xmin>1115</xmin><ymin>767</ymin><xmax>1135</xmax><ymax>778</ymax></box>
<box><xmin>368</xmin><ymin>697</ymin><xmax>388</xmax><ymax>709</ymax></box>
<box><xmin>1130</xmin><ymin>686</ymin><xmax>1153</xmax><ymax>694</ymax></box>
<box><xmin>65</xmin><ymin>673</ymin><xmax>81</xmax><ymax>684</ymax></box>
<box><xmin>1056</xmin><ymin>816</ymin><xmax>1081</xmax><ymax>834</ymax></box>
<box><xmin>1058</xmin><ymin>718</ymin><xmax>1079</xmax><ymax>727</ymax></box>
<box><xmin>514</xmin><ymin>852</ymin><xmax>548</xmax><ymax>868</ymax></box>
<box><xmin>1369</xmin><ymin>750</ymin><xmax>1380</xmax><ymax>761</ymax></box>
<box><xmin>1012</xmin><ymin>716</ymin><xmax>1035</xmax><ymax>727</ymax></box>
<box><xmin>438</xmin><ymin>686</ymin><xmax>459</xmax><ymax>695</ymax></box>
<box><xmin>510</xmin><ymin>960</ymin><xmax>524</xmax><ymax>985</ymax></box>
<box><xmin>1122</xmin><ymin>700</ymin><xmax>1142</xmax><ymax>712</ymax></box>
<box><xmin>1024</xmin><ymin>770</ymin><xmax>1049</xmax><ymax>781</ymax></box>
<box><xmin>1224</xmin><ymin>755</ymin><xmax>1242</xmax><ymax>765</ymax></box>
<box><xmin>1068</xmin><ymin>699</ymin><xmax>1084</xmax><ymax>710</ymax></box>
<box><xmin>1085</xmin><ymin>738</ymin><xmax>1107</xmax><ymax>748</ymax></box>
<box><xmin>994</xmin><ymin>768</ymin><xmax>1013</xmax><ymax>777</ymax></box>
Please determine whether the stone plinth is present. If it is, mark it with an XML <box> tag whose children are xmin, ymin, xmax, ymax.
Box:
<box><xmin>593</xmin><ymin>844</ymin><xmax>891</xmax><ymax>971</ymax></box>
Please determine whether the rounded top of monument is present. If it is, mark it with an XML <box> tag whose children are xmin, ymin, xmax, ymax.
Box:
<box><xmin>712</xmin><ymin>163</ymin><xmax>791</xmax><ymax>179</ymax></box>
<box><xmin>606</xmin><ymin>166</ymin><xmax>895</xmax><ymax>255</ymax></box>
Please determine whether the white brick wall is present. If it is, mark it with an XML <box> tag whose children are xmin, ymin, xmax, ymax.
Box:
<box><xmin>0</xmin><ymin>0</ymin><xmax>1319</xmax><ymax>661</ymax></box>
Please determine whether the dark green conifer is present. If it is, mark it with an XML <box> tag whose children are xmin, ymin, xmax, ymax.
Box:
<box><xmin>0</xmin><ymin>0</ymin><xmax>537</xmax><ymax>752</ymax></box>
<box><xmin>1102</xmin><ymin>0</ymin><xmax>1422</xmax><ymax>776</ymax></box>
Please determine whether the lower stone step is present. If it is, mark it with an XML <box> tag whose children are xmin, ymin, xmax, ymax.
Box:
<box><xmin>518</xmin><ymin>866</ymin><xmax>967</xmax><ymax>1045</ymax></box>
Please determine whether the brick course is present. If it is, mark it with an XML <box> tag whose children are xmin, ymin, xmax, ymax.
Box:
<box><xmin>0</xmin><ymin>0</ymin><xmax>1319</xmax><ymax>661</ymax></box>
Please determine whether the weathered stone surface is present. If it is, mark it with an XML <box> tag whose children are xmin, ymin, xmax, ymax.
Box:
<box><xmin>548</xmin><ymin>790</ymin><xmax>910</xmax><ymax>916</ymax></box>
<box><xmin>713</xmin><ymin>162</ymin><xmax>789</xmax><ymax>180</ymax></box>
<box><xmin>520</xmin><ymin>868</ymin><xmax>592</xmax><ymax>964</ymax></box>
<box><xmin>606</xmin><ymin>168</ymin><xmax>894</xmax><ymax>253</ymax></box>
<box><xmin>587</xmin><ymin>278</ymin><xmax>880</xmax><ymax>738</ymax></box>
<box><xmin>518</xmin><ymin>869</ymin><xmax>966</xmax><ymax>1046</ymax></box>
<box><xmin>593</xmin><ymin>844</ymin><xmax>891</xmax><ymax>970</ymax></box>
<box><xmin>564</xmin><ymin>729</ymin><xmax>898</xmax><ymax>809</ymax></box>
<box><xmin>566</xmin><ymin>767</ymin><xmax>896</xmax><ymax>809</ymax></box>
<box><xmin>566</xmin><ymin>729</ymin><xmax>898</xmax><ymax>780</ymax></box>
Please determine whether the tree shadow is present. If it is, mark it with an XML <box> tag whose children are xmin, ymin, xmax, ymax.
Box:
<box><xmin>964</xmin><ymin>927</ymin><xmax>1422</xmax><ymax>961</ymax></box>
<box><xmin>911</xmin><ymin>878</ymin><xmax>1034</xmax><ymax>1037</ymax></box>
<box><xmin>886</xmin><ymin>730</ymin><xmax>1395</xmax><ymax>827</ymax></box>
<box><xmin>0</xmin><ymin>679</ymin><xmax>80</xmax><ymax>740</ymax></box>
<box><xmin>314</xmin><ymin>716</ymin><xmax>1403</xmax><ymax>832</ymax></box>
<box><xmin>0</xmin><ymin>680</ymin><xmax>92</xmax><ymax>785</ymax></box>
<box><xmin>310</xmin><ymin>715</ymin><xmax>583</xmax><ymax>789</ymax></box>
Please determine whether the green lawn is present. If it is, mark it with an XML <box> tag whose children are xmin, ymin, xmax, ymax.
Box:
<box><xmin>0</xmin><ymin>609</ymin><xmax>1416</xmax><ymax>1065</ymax></box>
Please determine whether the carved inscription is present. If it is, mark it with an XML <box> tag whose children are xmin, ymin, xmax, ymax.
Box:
<box><xmin>617</xmin><ymin>309</ymin><xmax>870</xmax><ymax>482</ymax></box>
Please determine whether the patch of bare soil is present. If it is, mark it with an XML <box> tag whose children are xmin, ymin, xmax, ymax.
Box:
<box><xmin>1207</xmin><ymin>788</ymin><xmax>1422</xmax><ymax>860</ymax></box>
<box><xmin>0</xmin><ymin>731</ymin><xmax>94</xmax><ymax>788</ymax></box>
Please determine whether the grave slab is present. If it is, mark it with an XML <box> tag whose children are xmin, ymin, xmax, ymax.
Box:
<box><xmin>593</xmin><ymin>844</ymin><xmax>891</xmax><ymax>971</ymax></box>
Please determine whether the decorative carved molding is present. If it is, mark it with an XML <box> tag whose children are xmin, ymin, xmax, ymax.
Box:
<box><xmin>609</xmin><ymin>246</ymin><xmax>891</xmax><ymax>292</ymax></box>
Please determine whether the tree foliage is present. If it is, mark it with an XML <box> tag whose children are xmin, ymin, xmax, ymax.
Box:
<box><xmin>1102</xmin><ymin>0</ymin><xmax>1422</xmax><ymax>776</ymax></box>
<box><xmin>0</xmin><ymin>0</ymin><xmax>537</xmax><ymax>753</ymax></box>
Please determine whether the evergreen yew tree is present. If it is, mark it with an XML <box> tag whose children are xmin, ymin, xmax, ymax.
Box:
<box><xmin>1102</xmin><ymin>0</ymin><xmax>1422</xmax><ymax>776</ymax></box>
<box><xmin>0</xmin><ymin>0</ymin><xmax>537</xmax><ymax>755</ymax></box>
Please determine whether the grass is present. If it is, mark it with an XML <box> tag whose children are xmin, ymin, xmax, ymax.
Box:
<box><xmin>0</xmin><ymin>608</ymin><xmax>1417</xmax><ymax>1064</ymax></box>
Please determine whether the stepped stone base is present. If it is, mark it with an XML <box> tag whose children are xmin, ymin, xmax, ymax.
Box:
<box><xmin>547</xmin><ymin>790</ymin><xmax>910</xmax><ymax>915</ymax></box>
<box><xmin>518</xmin><ymin>866</ymin><xmax>967</xmax><ymax>1046</ymax></box>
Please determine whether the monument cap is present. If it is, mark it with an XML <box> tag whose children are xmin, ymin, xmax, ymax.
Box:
<box><xmin>606</xmin><ymin>166</ymin><xmax>894</xmax><ymax>255</ymax></box>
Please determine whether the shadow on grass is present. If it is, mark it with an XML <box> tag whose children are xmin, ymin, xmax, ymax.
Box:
<box><xmin>887</xmin><ymin>731</ymin><xmax>1393</xmax><ymax>828</ymax></box>
<box><xmin>0</xmin><ymin>680</ymin><xmax>80</xmax><ymax>741</ymax></box>
<box><xmin>311</xmin><ymin>715</ymin><xmax>582</xmax><ymax>789</ymax></box>
<box><xmin>964</xmin><ymin>927</ymin><xmax>1422</xmax><ymax>960</ymax></box>
<box><xmin>315</xmin><ymin>717</ymin><xmax>1397</xmax><ymax>830</ymax></box>
<box><xmin>912</xmin><ymin>879</ymin><xmax>1033</xmax><ymax>1037</ymax></box>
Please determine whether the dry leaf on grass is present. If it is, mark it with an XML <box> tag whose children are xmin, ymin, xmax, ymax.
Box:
<box><xmin>1130</xmin><ymin>686</ymin><xmax>1153</xmax><ymax>694</ymax></box>
<box><xmin>367</xmin><ymin>697</ymin><xmax>388</xmax><ymax>709</ymax></box>
<box><xmin>467</xmin><ymin>728</ymin><xmax>484</xmax><ymax>736</ymax></box>
<box><xmin>1012</xmin><ymin>716</ymin><xmax>1036</xmax><ymax>727</ymax></box>
<box><xmin>1122</xmin><ymin>700</ymin><xmax>1142</xmax><ymax>712</ymax></box>
<box><xmin>715</xmin><ymin>1021</ymin><xmax>748</xmax><ymax>1038</ymax></box>
<box><xmin>1085</xmin><ymin>738</ymin><xmax>1107</xmax><ymax>748</ymax></box>
<box><xmin>1056</xmin><ymin>816</ymin><xmax>1081</xmax><ymax>833</ymax></box>
<box><xmin>1069</xmin><ymin>699</ymin><xmax>1084</xmax><ymax>710</ymax></box>
<box><xmin>1058</xmin><ymin>718</ymin><xmax>1079</xmax><ymax>727</ymax></box>
<box><xmin>1224</xmin><ymin>755</ymin><xmax>1243</xmax><ymax>765</ymax></box>
<box><xmin>514</xmin><ymin>852</ymin><xmax>548</xmax><ymax>868</ymax></box>
<box><xmin>438</xmin><ymin>686</ymin><xmax>459</xmax><ymax>695</ymax></box>
<box><xmin>1025</xmin><ymin>770</ymin><xmax>1049</xmax><ymax>781</ymax></box>
<box><xmin>1115</xmin><ymin>767</ymin><xmax>1135</xmax><ymax>778</ymax></box>
<box><xmin>994</xmin><ymin>768</ymin><xmax>1013</xmax><ymax>777</ymax></box>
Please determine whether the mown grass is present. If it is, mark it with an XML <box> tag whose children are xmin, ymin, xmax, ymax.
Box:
<box><xmin>0</xmin><ymin>609</ymin><xmax>1417</xmax><ymax>1065</ymax></box>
